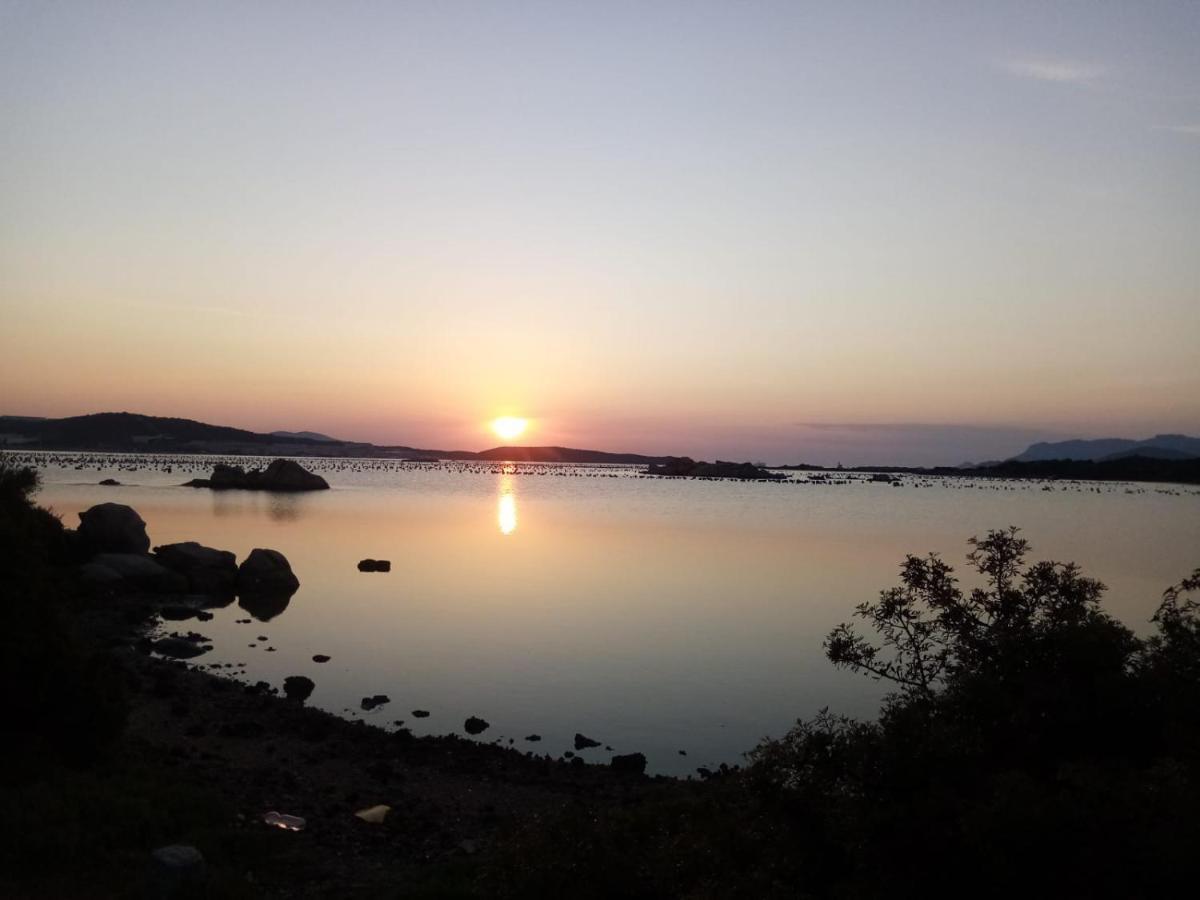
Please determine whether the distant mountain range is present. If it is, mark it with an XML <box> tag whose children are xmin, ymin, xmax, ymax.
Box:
<box><xmin>1012</xmin><ymin>434</ymin><xmax>1200</xmax><ymax>463</ymax></box>
<box><xmin>0</xmin><ymin>412</ymin><xmax>671</xmax><ymax>465</ymax></box>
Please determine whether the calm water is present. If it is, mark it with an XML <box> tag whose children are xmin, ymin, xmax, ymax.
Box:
<box><xmin>26</xmin><ymin>453</ymin><xmax>1200</xmax><ymax>776</ymax></box>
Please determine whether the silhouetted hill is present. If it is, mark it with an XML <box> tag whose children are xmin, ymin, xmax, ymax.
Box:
<box><xmin>1014</xmin><ymin>433</ymin><xmax>1200</xmax><ymax>462</ymax></box>
<box><xmin>1</xmin><ymin>412</ymin><xmax>284</xmax><ymax>448</ymax></box>
<box><xmin>0</xmin><ymin>412</ymin><xmax>670</xmax><ymax>464</ymax></box>
<box><xmin>270</xmin><ymin>430</ymin><xmax>339</xmax><ymax>443</ymax></box>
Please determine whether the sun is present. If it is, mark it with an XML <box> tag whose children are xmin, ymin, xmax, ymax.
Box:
<box><xmin>490</xmin><ymin>416</ymin><xmax>528</xmax><ymax>441</ymax></box>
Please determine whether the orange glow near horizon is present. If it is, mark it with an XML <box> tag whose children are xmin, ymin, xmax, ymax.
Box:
<box><xmin>491</xmin><ymin>417</ymin><xmax>528</xmax><ymax>442</ymax></box>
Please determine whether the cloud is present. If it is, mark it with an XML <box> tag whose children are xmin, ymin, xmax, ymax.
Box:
<box><xmin>1003</xmin><ymin>58</ymin><xmax>1104</xmax><ymax>84</ymax></box>
<box><xmin>1155</xmin><ymin>124</ymin><xmax>1200</xmax><ymax>136</ymax></box>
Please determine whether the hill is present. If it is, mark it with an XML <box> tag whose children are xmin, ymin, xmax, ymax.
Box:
<box><xmin>0</xmin><ymin>412</ymin><xmax>671</xmax><ymax>464</ymax></box>
<box><xmin>1013</xmin><ymin>433</ymin><xmax>1200</xmax><ymax>462</ymax></box>
<box><xmin>270</xmin><ymin>430</ymin><xmax>339</xmax><ymax>443</ymax></box>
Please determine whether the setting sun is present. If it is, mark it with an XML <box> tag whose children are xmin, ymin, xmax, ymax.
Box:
<box><xmin>491</xmin><ymin>416</ymin><xmax>528</xmax><ymax>441</ymax></box>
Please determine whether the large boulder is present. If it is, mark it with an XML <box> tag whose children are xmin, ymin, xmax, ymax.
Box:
<box><xmin>209</xmin><ymin>463</ymin><xmax>248</xmax><ymax>488</ymax></box>
<box><xmin>238</xmin><ymin>548</ymin><xmax>299</xmax><ymax>598</ymax></box>
<box><xmin>90</xmin><ymin>553</ymin><xmax>188</xmax><ymax>593</ymax></box>
<box><xmin>256</xmin><ymin>458</ymin><xmax>329</xmax><ymax>491</ymax></box>
<box><xmin>154</xmin><ymin>542</ymin><xmax>238</xmax><ymax>595</ymax></box>
<box><xmin>77</xmin><ymin>503</ymin><xmax>150</xmax><ymax>554</ymax></box>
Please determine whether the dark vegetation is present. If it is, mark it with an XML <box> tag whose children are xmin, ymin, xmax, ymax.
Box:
<box><xmin>3</xmin><ymin>453</ymin><xmax>1198</xmax><ymax>897</ymax></box>
<box><xmin>484</xmin><ymin>530</ymin><xmax>1200</xmax><ymax>898</ymax></box>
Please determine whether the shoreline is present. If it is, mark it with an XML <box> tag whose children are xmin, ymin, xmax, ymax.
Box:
<box><xmin>66</xmin><ymin>583</ymin><xmax>683</xmax><ymax>896</ymax></box>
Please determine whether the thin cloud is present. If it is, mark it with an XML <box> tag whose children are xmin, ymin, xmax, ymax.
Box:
<box><xmin>1003</xmin><ymin>58</ymin><xmax>1104</xmax><ymax>84</ymax></box>
<box><xmin>1155</xmin><ymin>124</ymin><xmax>1200</xmax><ymax>136</ymax></box>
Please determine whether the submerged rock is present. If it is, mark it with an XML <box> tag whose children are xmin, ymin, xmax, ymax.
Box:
<box><xmin>411</xmin><ymin>709</ymin><xmax>430</xmax><ymax>718</ymax></box>
<box><xmin>357</xmin><ymin>559</ymin><xmax>392</xmax><ymax>572</ymax></box>
<box><xmin>78</xmin><ymin>503</ymin><xmax>150</xmax><ymax>554</ymax></box>
<box><xmin>361</xmin><ymin>694</ymin><xmax>390</xmax><ymax>711</ymax></box>
<box><xmin>464</xmin><ymin>716</ymin><xmax>490</xmax><ymax>735</ymax></box>
<box><xmin>98</xmin><ymin>478</ymin><xmax>121</xmax><ymax>486</ymax></box>
<box><xmin>312</xmin><ymin>654</ymin><xmax>331</xmax><ymax>663</ymax></box>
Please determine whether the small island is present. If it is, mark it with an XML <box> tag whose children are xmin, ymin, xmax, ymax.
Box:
<box><xmin>183</xmin><ymin>458</ymin><xmax>329</xmax><ymax>491</ymax></box>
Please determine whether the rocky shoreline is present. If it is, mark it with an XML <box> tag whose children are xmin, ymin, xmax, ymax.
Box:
<box><xmin>52</xmin><ymin>489</ymin><xmax>675</xmax><ymax>895</ymax></box>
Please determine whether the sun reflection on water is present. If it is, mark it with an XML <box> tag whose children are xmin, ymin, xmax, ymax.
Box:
<box><xmin>497</xmin><ymin>475</ymin><xmax>517</xmax><ymax>535</ymax></box>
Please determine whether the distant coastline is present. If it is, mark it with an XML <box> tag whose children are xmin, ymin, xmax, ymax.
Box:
<box><xmin>3</xmin><ymin>412</ymin><xmax>1198</xmax><ymax>485</ymax></box>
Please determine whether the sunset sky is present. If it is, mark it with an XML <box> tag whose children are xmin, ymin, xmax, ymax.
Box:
<box><xmin>2</xmin><ymin>2</ymin><xmax>1197</xmax><ymax>464</ymax></box>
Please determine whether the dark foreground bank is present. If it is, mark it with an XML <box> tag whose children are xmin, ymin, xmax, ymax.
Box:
<box><xmin>3</xmin><ymin>456</ymin><xmax>1200</xmax><ymax>898</ymax></box>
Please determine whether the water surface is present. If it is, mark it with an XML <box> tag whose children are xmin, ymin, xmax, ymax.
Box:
<box><xmin>28</xmin><ymin>453</ymin><xmax>1200</xmax><ymax>776</ymax></box>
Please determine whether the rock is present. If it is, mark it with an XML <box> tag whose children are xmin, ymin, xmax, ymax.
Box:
<box><xmin>237</xmin><ymin>548</ymin><xmax>299</xmax><ymax>598</ymax></box>
<box><xmin>525</xmin><ymin>734</ymin><xmax>542</xmax><ymax>742</ymax></box>
<box><xmin>77</xmin><ymin>503</ymin><xmax>150</xmax><ymax>553</ymax></box>
<box><xmin>283</xmin><ymin>676</ymin><xmax>315</xmax><ymax>702</ymax></box>
<box><xmin>357</xmin><ymin>559</ymin><xmax>392</xmax><ymax>572</ymax></box>
<box><xmin>91</xmin><ymin>553</ymin><xmax>189</xmax><ymax>593</ymax></box>
<box><xmin>464</xmin><ymin>716</ymin><xmax>490</xmax><ymax>735</ymax></box>
<box><xmin>574</xmin><ymin>733</ymin><xmax>601</xmax><ymax>751</ymax></box>
<box><xmin>257</xmin><ymin>458</ymin><xmax>329</xmax><ymax>491</ymax></box>
<box><xmin>152</xmin><ymin>637</ymin><xmax>212</xmax><ymax>659</ymax></box>
<box><xmin>150</xmin><ymin>843</ymin><xmax>205</xmax><ymax>891</ymax></box>
<box><xmin>355</xmin><ymin>804</ymin><xmax>391</xmax><ymax>824</ymax></box>
<box><xmin>98</xmin><ymin>478</ymin><xmax>121</xmax><ymax>486</ymax></box>
<box><xmin>411</xmin><ymin>709</ymin><xmax>430</xmax><ymax>718</ymax></box>
<box><xmin>154</xmin><ymin>542</ymin><xmax>238</xmax><ymax>595</ymax></box>
<box><xmin>186</xmin><ymin>459</ymin><xmax>329</xmax><ymax>492</ymax></box>
<box><xmin>152</xmin><ymin>843</ymin><xmax>204</xmax><ymax>869</ymax></box>
<box><xmin>312</xmin><ymin>654</ymin><xmax>331</xmax><ymax>663</ymax></box>
<box><xmin>645</xmin><ymin>458</ymin><xmax>785</xmax><ymax>480</ymax></box>
<box><xmin>79</xmin><ymin>562</ymin><xmax>123</xmax><ymax>585</ymax></box>
<box><xmin>610</xmin><ymin>752</ymin><xmax>647</xmax><ymax>776</ymax></box>
<box><xmin>361</xmin><ymin>694</ymin><xmax>390</xmax><ymax>711</ymax></box>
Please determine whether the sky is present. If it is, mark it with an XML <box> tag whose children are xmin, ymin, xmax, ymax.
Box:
<box><xmin>1</xmin><ymin>1</ymin><xmax>1198</xmax><ymax>465</ymax></box>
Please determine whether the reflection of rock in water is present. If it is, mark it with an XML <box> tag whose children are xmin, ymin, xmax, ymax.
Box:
<box><xmin>198</xmin><ymin>591</ymin><xmax>237</xmax><ymax>609</ymax></box>
<box><xmin>268</xmin><ymin>493</ymin><xmax>303</xmax><ymax>521</ymax></box>
<box><xmin>238</xmin><ymin>592</ymin><xmax>293</xmax><ymax>622</ymax></box>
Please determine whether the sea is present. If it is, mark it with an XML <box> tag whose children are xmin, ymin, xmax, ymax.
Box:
<box><xmin>20</xmin><ymin>451</ymin><xmax>1200</xmax><ymax>776</ymax></box>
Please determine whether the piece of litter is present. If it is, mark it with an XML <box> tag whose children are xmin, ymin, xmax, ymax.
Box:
<box><xmin>354</xmin><ymin>804</ymin><xmax>391</xmax><ymax>824</ymax></box>
<box><xmin>263</xmin><ymin>811</ymin><xmax>306</xmax><ymax>831</ymax></box>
